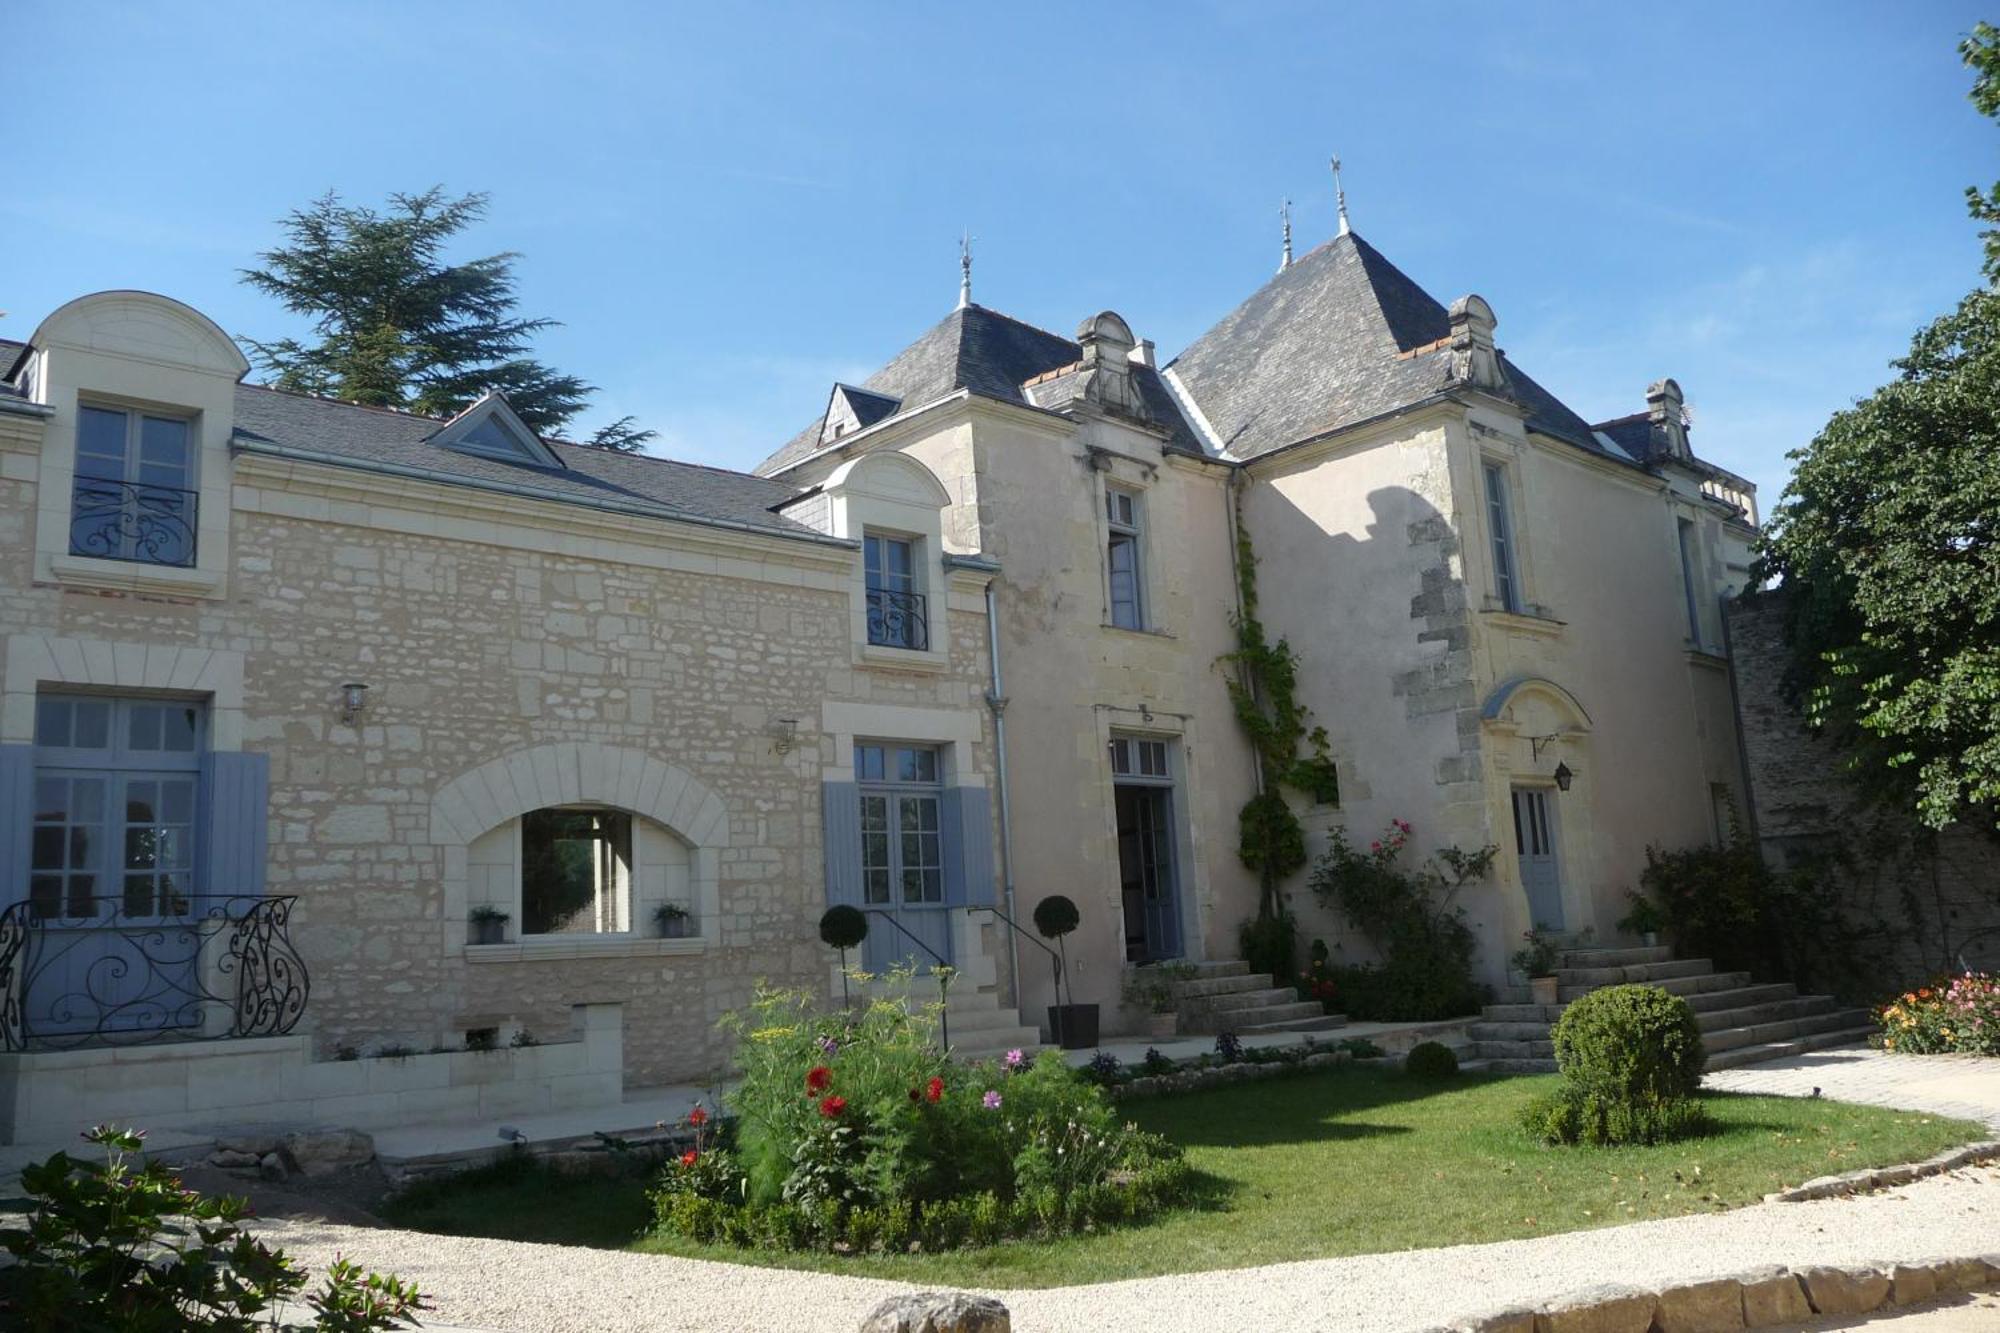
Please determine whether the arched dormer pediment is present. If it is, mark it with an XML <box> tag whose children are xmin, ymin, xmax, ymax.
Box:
<box><xmin>30</xmin><ymin>290</ymin><xmax>249</xmax><ymax>382</ymax></box>
<box><xmin>823</xmin><ymin>450</ymin><xmax>951</xmax><ymax>509</ymax></box>
<box><xmin>1480</xmin><ymin>675</ymin><xmax>1593</xmax><ymax>732</ymax></box>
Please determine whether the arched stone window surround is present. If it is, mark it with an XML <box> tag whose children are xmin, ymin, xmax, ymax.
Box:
<box><xmin>1479</xmin><ymin>675</ymin><xmax>1593</xmax><ymax>732</ymax></box>
<box><xmin>429</xmin><ymin>743</ymin><xmax>729</xmax><ymax>956</ymax></box>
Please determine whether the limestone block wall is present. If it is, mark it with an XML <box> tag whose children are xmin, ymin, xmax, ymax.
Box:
<box><xmin>1728</xmin><ymin>593</ymin><xmax>2000</xmax><ymax>988</ymax></box>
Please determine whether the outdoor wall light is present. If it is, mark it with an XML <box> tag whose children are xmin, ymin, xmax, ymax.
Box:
<box><xmin>1553</xmin><ymin>761</ymin><xmax>1574</xmax><ymax>792</ymax></box>
<box><xmin>339</xmin><ymin>682</ymin><xmax>369</xmax><ymax>727</ymax></box>
<box><xmin>768</xmin><ymin>716</ymin><xmax>800</xmax><ymax>755</ymax></box>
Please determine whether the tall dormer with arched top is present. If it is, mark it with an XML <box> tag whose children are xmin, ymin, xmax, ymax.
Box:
<box><xmin>22</xmin><ymin>291</ymin><xmax>248</xmax><ymax>598</ymax></box>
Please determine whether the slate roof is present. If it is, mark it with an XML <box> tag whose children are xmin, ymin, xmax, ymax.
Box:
<box><xmin>756</xmin><ymin>303</ymin><xmax>1203</xmax><ymax>473</ymax></box>
<box><xmin>0</xmin><ymin>338</ymin><xmax>27</xmax><ymax>393</ymax></box>
<box><xmin>1166</xmin><ymin>231</ymin><xmax>1606</xmax><ymax>462</ymax></box>
<box><xmin>1591</xmin><ymin>413</ymin><xmax>1656</xmax><ymax>463</ymax></box>
<box><xmin>835</xmin><ymin>384</ymin><xmax>902</xmax><ymax>431</ymax></box>
<box><xmin>230</xmin><ymin>384</ymin><xmax>821</xmax><ymax>539</ymax></box>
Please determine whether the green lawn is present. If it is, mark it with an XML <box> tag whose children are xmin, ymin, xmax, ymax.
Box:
<box><xmin>381</xmin><ymin>1068</ymin><xmax>1984</xmax><ymax>1288</ymax></box>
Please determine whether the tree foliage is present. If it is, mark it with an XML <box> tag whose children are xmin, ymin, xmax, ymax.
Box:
<box><xmin>1756</xmin><ymin>27</ymin><xmax>2000</xmax><ymax>832</ymax></box>
<box><xmin>241</xmin><ymin>187</ymin><xmax>644</xmax><ymax>447</ymax></box>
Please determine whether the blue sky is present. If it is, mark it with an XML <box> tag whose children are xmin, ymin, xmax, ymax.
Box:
<box><xmin>4</xmin><ymin>3</ymin><xmax>1991</xmax><ymax>505</ymax></box>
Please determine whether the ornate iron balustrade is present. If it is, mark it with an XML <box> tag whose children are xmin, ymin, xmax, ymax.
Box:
<box><xmin>68</xmin><ymin>478</ymin><xmax>199</xmax><ymax>568</ymax></box>
<box><xmin>0</xmin><ymin>895</ymin><xmax>308</xmax><ymax>1052</ymax></box>
<box><xmin>866</xmin><ymin>587</ymin><xmax>929</xmax><ymax>651</ymax></box>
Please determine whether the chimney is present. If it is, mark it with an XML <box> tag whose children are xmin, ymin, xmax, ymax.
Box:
<box><xmin>1646</xmin><ymin>379</ymin><xmax>1689</xmax><ymax>460</ymax></box>
<box><xmin>1074</xmin><ymin>311</ymin><xmax>1143</xmax><ymax>415</ymax></box>
<box><xmin>1127</xmin><ymin>338</ymin><xmax>1157</xmax><ymax>369</ymax></box>
<box><xmin>1447</xmin><ymin>295</ymin><xmax>1503</xmax><ymax>391</ymax></box>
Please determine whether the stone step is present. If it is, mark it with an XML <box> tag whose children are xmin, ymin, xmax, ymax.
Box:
<box><xmin>1703</xmin><ymin>1025</ymin><xmax>1874</xmax><ymax>1072</ymax></box>
<box><xmin>1692</xmin><ymin>995</ymin><xmax>1834</xmax><ymax>1034</ymax></box>
<box><xmin>941</xmin><ymin>1004</ymin><xmax>1037</xmax><ymax>1033</ymax></box>
<box><xmin>1186</xmin><ymin>960</ymin><xmax>1251</xmax><ymax>980</ymax></box>
<box><xmin>1186</xmin><ymin>1000</ymin><xmax>1327</xmax><ymax>1033</ymax></box>
<box><xmin>1558</xmin><ymin>969</ymin><xmax>1752</xmax><ymax>1003</ymax></box>
<box><xmin>1180</xmin><ymin>986</ymin><xmax>1300</xmax><ymax>1014</ymax></box>
<box><xmin>1704</xmin><ymin>1009</ymin><xmax>1872</xmax><ymax>1055</ymax></box>
<box><xmin>1236</xmin><ymin>1012</ymin><xmax>1349</xmax><ymax>1036</ymax></box>
<box><xmin>1681</xmin><ymin>982</ymin><xmax>1801</xmax><ymax>1014</ymax></box>
<box><xmin>951</xmin><ymin>1030</ymin><xmax>1049</xmax><ymax>1062</ymax></box>
<box><xmin>1475</xmin><ymin>1037</ymin><xmax>1554</xmax><ymax>1059</ymax></box>
<box><xmin>1481</xmin><ymin>1002</ymin><xmax>1564</xmax><ymax>1023</ymax></box>
<box><xmin>1170</xmin><ymin>971</ymin><xmax>1278</xmax><ymax>1000</ymax></box>
<box><xmin>1559</xmin><ymin>945</ymin><xmax>1675</xmax><ymax>968</ymax></box>
<box><xmin>1480</xmin><ymin>1056</ymin><xmax>1559</xmax><ymax>1074</ymax></box>
<box><xmin>1480</xmin><ymin>982</ymin><xmax>1804</xmax><ymax>1031</ymax></box>
<box><xmin>1556</xmin><ymin>958</ymin><xmax>1715</xmax><ymax>987</ymax></box>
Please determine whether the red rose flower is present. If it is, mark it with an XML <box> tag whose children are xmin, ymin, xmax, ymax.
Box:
<box><xmin>926</xmin><ymin>1076</ymin><xmax>944</xmax><ymax>1104</ymax></box>
<box><xmin>679</xmin><ymin>1150</ymin><xmax>698</xmax><ymax>1167</ymax></box>
<box><xmin>819</xmin><ymin>1094</ymin><xmax>848</xmax><ymax>1119</ymax></box>
<box><xmin>806</xmin><ymin>1065</ymin><xmax>832</xmax><ymax>1094</ymax></box>
<box><xmin>687</xmin><ymin>1106</ymin><xmax>708</xmax><ymax>1127</ymax></box>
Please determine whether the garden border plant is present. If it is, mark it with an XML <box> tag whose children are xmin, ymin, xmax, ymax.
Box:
<box><xmin>1522</xmin><ymin>983</ymin><xmax>1710</xmax><ymax>1147</ymax></box>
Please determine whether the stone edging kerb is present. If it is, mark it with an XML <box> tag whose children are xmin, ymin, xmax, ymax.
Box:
<box><xmin>1765</xmin><ymin>1139</ymin><xmax>2000</xmax><ymax>1201</ymax></box>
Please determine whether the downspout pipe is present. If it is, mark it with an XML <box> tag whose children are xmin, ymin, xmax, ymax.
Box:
<box><xmin>983</xmin><ymin>579</ymin><xmax>1022</xmax><ymax>1004</ymax></box>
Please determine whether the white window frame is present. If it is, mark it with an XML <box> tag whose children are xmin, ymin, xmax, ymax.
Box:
<box><xmin>68</xmin><ymin>401</ymin><xmax>200</xmax><ymax>568</ymax></box>
<box><xmin>863</xmin><ymin>529</ymin><xmax>928</xmax><ymax>652</ymax></box>
<box><xmin>516</xmin><ymin>804</ymin><xmax>633</xmax><ymax>937</ymax></box>
<box><xmin>1483</xmin><ymin>460</ymin><xmax>1522</xmax><ymax>613</ymax></box>
<box><xmin>855</xmin><ymin>742</ymin><xmax>944</xmax><ymax>906</ymax></box>
<box><xmin>1105</xmin><ymin>486</ymin><xmax>1147</xmax><ymax>630</ymax></box>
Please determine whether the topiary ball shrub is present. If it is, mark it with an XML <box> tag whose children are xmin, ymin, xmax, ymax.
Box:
<box><xmin>1033</xmin><ymin>894</ymin><xmax>1080</xmax><ymax>939</ymax></box>
<box><xmin>1551</xmin><ymin>984</ymin><xmax>1705</xmax><ymax>1104</ymax></box>
<box><xmin>1526</xmin><ymin>983</ymin><xmax>1710</xmax><ymax>1146</ymax></box>
<box><xmin>1403</xmin><ymin>1040</ymin><xmax>1459</xmax><ymax>1077</ymax></box>
<box><xmin>818</xmin><ymin>905</ymin><xmax>868</xmax><ymax>950</ymax></box>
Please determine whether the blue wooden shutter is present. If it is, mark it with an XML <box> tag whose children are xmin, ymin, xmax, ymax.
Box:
<box><xmin>821</xmin><ymin>780</ymin><xmax>862</xmax><ymax>907</ymax></box>
<box><xmin>201</xmin><ymin>751</ymin><xmax>270</xmax><ymax>896</ymax></box>
<box><xmin>941</xmin><ymin>785</ymin><xmax>996</xmax><ymax>908</ymax></box>
<box><xmin>0</xmin><ymin>744</ymin><xmax>33</xmax><ymax>907</ymax></box>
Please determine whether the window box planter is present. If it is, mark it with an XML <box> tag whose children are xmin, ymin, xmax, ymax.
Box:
<box><xmin>656</xmin><ymin>907</ymin><xmax>694</xmax><ymax>940</ymax></box>
<box><xmin>468</xmin><ymin>908</ymin><xmax>510</xmax><ymax>947</ymax></box>
<box><xmin>1047</xmin><ymin>1003</ymin><xmax>1100</xmax><ymax>1050</ymax></box>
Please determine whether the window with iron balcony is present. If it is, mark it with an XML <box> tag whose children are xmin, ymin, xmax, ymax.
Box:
<box><xmin>68</xmin><ymin>404</ymin><xmax>198</xmax><ymax>568</ymax></box>
<box><xmin>864</xmin><ymin>532</ymin><xmax>928</xmax><ymax>651</ymax></box>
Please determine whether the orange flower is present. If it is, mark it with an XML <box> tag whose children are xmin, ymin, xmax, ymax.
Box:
<box><xmin>679</xmin><ymin>1149</ymin><xmax>698</xmax><ymax>1167</ymax></box>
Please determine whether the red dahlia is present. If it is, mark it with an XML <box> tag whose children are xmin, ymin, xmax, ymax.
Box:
<box><xmin>819</xmin><ymin>1095</ymin><xmax>848</xmax><ymax>1119</ymax></box>
<box><xmin>806</xmin><ymin>1065</ymin><xmax>832</xmax><ymax>1094</ymax></box>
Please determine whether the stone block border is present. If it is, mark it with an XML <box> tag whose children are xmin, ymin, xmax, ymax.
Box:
<box><xmin>1434</xmin><ymin>1254</ymin><xmax>2000</xmax><ymax>1332</ymax></box>
<box><xmin>1764</xmin><ymin>1139</ymin><xmax>2000</xmax><ymax>1202</ymax></box>
<box><xmin>1106</xmin><ymin>1049</ymin><xmax>1378</xmax><ymax>1100</ymax></box>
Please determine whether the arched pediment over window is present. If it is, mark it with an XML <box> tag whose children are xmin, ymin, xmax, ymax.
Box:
<box><xmin>427</xmin><ymin>742</ymin><xmax>728</xmax><ymax>852</ymax></box>
<box><xmin>31</xmin><ymin>290</ymin><xmax>250</xmax><ymax>381</ymax></box>
<box><xmin>1480</xmin><ymin>675</ymin><xmax>1593</xmax><ymax>733</ymax></box>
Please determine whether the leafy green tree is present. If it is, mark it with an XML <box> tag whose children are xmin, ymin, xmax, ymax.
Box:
<box><xmin>241</xmin><ymin>187</ymin><xmax>648</xmax><ymax>450</ymax></box>
<box><xmin>1757</xmin><ymin>24</ymin><xmax>2000</xmax><ymax>831</ymax></box>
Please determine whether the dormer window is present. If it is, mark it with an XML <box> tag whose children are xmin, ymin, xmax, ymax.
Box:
<box><xmin>430</xmin><ymin>391</ymin><xmax>565</xmax><ymax>469</ymax></box>
<box><xmin>69</xmin><ymin>404</ymin><xmax>197</xmax><ymax>567</ymax></box>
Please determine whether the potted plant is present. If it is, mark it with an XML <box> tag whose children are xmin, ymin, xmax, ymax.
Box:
<box><xmin>1122</xmin><ymin>961</ymin><xmax>1196</xmax><ymax>1038</ymax></box>
<box><xmin>468</xmin><ymin>905</ymin><xmax>509</xmax><ymax>946</ymax></box>
<box><xmin>1617</xmin><ymin>892</ymin><xmax>1667</xmax><ymax>949</ymax></box>
<box><xmin>1509</xmin><ymin>926</ymin><xmax>1561</xmax><ymax>1006</ymax></box>
<box><xmin>1034</xmin><ymin>893</ymin><xmax>1098</xmax><ymax>1049</ymax></box>
<box><xmin>655</xmin><ymin>902</ymin><xmax>693</xmax><ymax>939</ymax></box>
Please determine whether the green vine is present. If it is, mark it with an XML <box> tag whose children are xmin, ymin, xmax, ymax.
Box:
<box><xmin>1221</xmin><ymin>490</ymin><xmax>1339</xmax><ymax>919</ymax></box>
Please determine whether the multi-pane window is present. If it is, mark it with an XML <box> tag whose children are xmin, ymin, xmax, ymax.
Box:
<box><xmin>1105</xmin><ymin>488</ymin><xmax>1146</xmax><ymax>629</ymax></box>
<box><xmin>855</xmin><ymin>743</ymin><xmax>942</xmax><ymax>906</ymax></box>
<box><xmin>31</xmin><ymin>696</ymin><xmax>203</xmax><ymax>922</ymax></box>
<box><xmin>1677</xmin><ymin>517</ymin><xmax>1703</xmax><ymax>646</ymax></box>
<box><xmin>1483</xmin><ymin>462</ymin><xmax>1520</xmax><ymax>613</ymax></box>
<box><xmin>1109</xmin><ymin>736</ymin><xmax>1170</xmax><ymax>779</ymax></box>
<box><xmin>520</xmin><ymin>807</ymin><xmax>632</xmax><ymax>935</ymax></box>
<box><xmin>70</xmin><ymin>405</ymin><xmax>197</xmax><ymax>567</ymax></box>
<box><xmin>864</xmin><ymin>532</ymin><xmax>927</xmax><ymax>650</ymax></box>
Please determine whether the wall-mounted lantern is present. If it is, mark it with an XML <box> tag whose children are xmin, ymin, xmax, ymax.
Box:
<box><xmin>768</xmin><ymin>716</ymin><xmax>800</xmax><ymax>756</ymax></box>
<box><xmin>339</xmin><ymin>682</ymin><xmax>369</xmax><ymax>727</ymax></box>
<box><xmin>1553</xmin><ymin>761</ymin><xmax>1574</xmax><ymax>793</ymax></box>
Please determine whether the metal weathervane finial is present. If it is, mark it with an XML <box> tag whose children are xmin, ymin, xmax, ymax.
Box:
<box><xmin>1331</xmin><ymin>154</ymin><xmax>1350</xmax><ymax>236</ymax></box>
<box><xmin>958</xmin><ymin>229</ymin><xmax>973</xmax><ymax>309</ymax></box>
<box><xmin>1279</xmin><ymin>198</ymin><xmax>1293</xmax><ymax>272</ymax></box>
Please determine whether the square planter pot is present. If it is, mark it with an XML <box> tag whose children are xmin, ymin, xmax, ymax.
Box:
<box><xmin>1047</xmin><ymin>1003</ymin><xmax>1100</xmax><ymax>1050</ymax></box>
<box><xmin>469</xmin><ymin>919</ymin><xmax>506</xmax><ymax>946</ymax></box>
<box><xmin>659</xmin><ymin>916</ymin><xmax>692</xmax><ymax>939</ymax></box>
<box><xmin>1147</xmin><ymin>1012</ymin><xmax>1180</xmax><ymax>1039</ymax></box>
<box><xmin>1529</xmin><ymin>975</ymin><xmax>1560</xmax><ymax>1006</ymax></box>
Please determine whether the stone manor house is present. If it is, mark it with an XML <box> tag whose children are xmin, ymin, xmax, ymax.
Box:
<box><xmin>0</xmin><ymin>223</ymin><xmax>1760</xmax><ymax>1139</ymax></box>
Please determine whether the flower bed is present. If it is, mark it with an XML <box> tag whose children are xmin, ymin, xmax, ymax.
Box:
<box><xmin>1877</xmin><ymin>972</ymin><xmax>2000</xmax><ymax>1054</ymax></box>
<box><xmin>648</xmin><ymin>985</ymin><xmax>1193</xmax><ymax>1252</ymax></box>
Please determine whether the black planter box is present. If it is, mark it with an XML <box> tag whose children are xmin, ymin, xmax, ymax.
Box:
<box><xmin>1047</xmin><ymin>1003</ymin><xmax>1099</xmax><ymax>1050</ymax></box>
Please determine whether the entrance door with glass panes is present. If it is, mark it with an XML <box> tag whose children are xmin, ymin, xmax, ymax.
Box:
<box><xmin>854</xmin><ymin>742</ymin><xmax>952</xmax><ymax>973</ymax></box>
<box><xmin>27</xmin><ymin>696</ymin><xmax>204</xmax><ymax>1039</ymax></box>
<box><xmin>1112</xmin><ymin>736</ymin><xmax>1183</xmax><ymax>962</ymax></box>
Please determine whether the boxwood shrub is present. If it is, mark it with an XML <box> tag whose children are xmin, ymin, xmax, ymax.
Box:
<box><xmin>1402</xmin><ymin>1040</ymin><xmax>1459</xmax><ymax>1077</ymax></box>
<box><xmin>1524</xmin><ymin>984</ymin><xmax>1709</xmax><ymax>1146</ymax></box>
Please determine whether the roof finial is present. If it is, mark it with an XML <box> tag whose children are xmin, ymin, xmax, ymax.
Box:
<box><xmin>1331</xmin><ymin>154</ymin><xmax>1351</xmax><ymax>237</ymax></box>
<box><xmin>958</xmin><ymin>229</ymin><xmax>973</xmax><ymax>310</ymax></box>
<box><xmin>1279</xmin><ymin>198</ymin><xmax>1293</xmax><ymax>272</ymax></box>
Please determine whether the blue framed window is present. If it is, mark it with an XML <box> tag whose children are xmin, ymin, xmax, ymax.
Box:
<box><xmin>854</xmin><ymin>743</ymin><xmax>941</xmax><ymax>905</ymax></box>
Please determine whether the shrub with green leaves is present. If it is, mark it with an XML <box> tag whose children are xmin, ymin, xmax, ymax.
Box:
<box><xmin>1309</xmin><ymin>821</ymin><xmax>1494</xmax><ymax>1020</ymax></box>
<box><xmin>1524</xmin><ymin>984</ymin><xmax>1710</xmax><ymax>1146</ymax></box>
<box><xmin>1402</xmin><ymin>1041</ymin><xmax>1458</xmax><ymax>1077</ymax></box>
<box><xmin>652</xmin><ymin>980</ymin><xmax>1193</xmax><ymax>1251</ymax></box>
<box><xmin>0</xmin><ymin>1125</ymin><xmax>422</xmax><ymax>1331</ymax></box>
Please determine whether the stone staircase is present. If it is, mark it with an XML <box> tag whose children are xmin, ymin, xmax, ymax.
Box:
<box><xmin>865</xmin><ymin>978</ymin><xmax>1046</xmax><ymax>1063</ymax></box>
<box><xmin>1168</xmin><ymin>960</ymin><xmax>1349</xmax><ymax>1036</ymax></box>
<box><xmin>1468</xmin><ymin>945</ymin><xmax>1873</xmax><ymax>1074</ymax></box>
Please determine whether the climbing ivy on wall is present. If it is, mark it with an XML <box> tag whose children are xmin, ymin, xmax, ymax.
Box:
<box><xmin>1222</xmin><ymin>489</ymin><xmax>1340</xmax><ymax>921</ymax></box>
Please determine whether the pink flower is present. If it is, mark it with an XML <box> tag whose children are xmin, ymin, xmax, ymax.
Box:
<box><xmin>1370</xmin><ymin>841</ymin><xmax>1382</xmax><ymax>853</ymax></box>
<box><xmin>1004</xmin><ymin>1048</ymin><xmax>1025</xmax><ymax>1069</ymax></box>
<box><xmin>982</xmin><ymin>1090</ymin><xmax>1002</xmax><ymax>1110</ymax></box>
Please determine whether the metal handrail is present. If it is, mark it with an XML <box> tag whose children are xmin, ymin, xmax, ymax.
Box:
<box><xmin>967</xmin><ymin>903</ymin><xmax>1070</xmax><ymax>1037</ymax></box>
<box><xmin>859</xmin><ymin>908</ymin><xmax>951</xmax><ymax>1051</ymax></box>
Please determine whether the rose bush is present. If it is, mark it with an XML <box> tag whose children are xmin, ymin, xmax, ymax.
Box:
<box><xmin>650</xmin><ymin>979</ymin><xmax>1193</xmax><ymax>1251</ymax></box>
<box><xmin>1877</xmin><ymin>973</ymin><xmax>2000</xmax><ymax>1054</ymax></box>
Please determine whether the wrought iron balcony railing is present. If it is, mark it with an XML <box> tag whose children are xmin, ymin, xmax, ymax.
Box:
<box><xmin>866</xmin><ymin>587</ymin><xmax>929</xmax><ymax>651</ymax></box>
<box><xmin>0</xmin><ymin>895</ymin><xmax>308</xmax><ymax>1052</ymax></box>
<box><xmin>68</xmin><ymin>478</ymin><xmax>199</xmax><ymax>568</ymax></box>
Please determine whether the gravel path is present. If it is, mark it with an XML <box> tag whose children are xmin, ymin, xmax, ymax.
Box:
<box><xmin>256</xmin><ymin>1162</ymin><xmax>2000</xmax><ymax>1333</ymax></box>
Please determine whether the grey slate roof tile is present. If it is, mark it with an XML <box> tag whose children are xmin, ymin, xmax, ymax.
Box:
<box><xmin>231</xmin><ymin>384</ymin><xmax>819</xmax><ymax>538</ymax></box>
